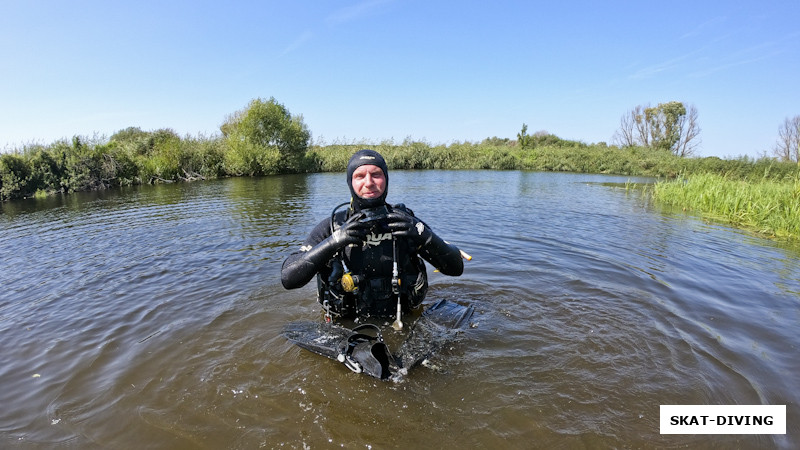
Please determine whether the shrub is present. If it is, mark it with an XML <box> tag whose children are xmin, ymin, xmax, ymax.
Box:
<box><xmin>221</xmin><ymin>97</ymin><xmax>311</xmax><ymax>173</ymax></box>
<box><xmin>1</xmin><ymin>153</ymin><xmax>32</xmax><ymax>200</ymax></box>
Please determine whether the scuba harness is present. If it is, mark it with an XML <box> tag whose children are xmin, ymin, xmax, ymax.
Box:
<box><xmin>321</xmin><ymin>201</ymin><xmax>416</xmax><ymax>324</ymax></box>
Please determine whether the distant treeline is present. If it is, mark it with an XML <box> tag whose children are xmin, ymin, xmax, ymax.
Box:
<box><xmin>2</xmin><ymin>97</ymin><xmax>799</xmax><ymax>205</ymax></box>
<box><xmin>311</xmin><ymin>140</ymin><xmax>799</xmax><ymax>180</ymax></box>
<box><xmin>4</xmin><ymin>132</ymin><xmax>800</xmax><ymax>203</ymax></box>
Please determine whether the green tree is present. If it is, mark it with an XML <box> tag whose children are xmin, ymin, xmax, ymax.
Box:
<box><xmin>221</xmin><ymin>97</ymin><xmax>311</xmax><ymax>174</ymax></box>
<box><xmin>110</xmin><ymin>126</ymin><xmax>149</xmax><ymax>144</ymax></box>
<box><xmin>614</xmin><ymin>101</ymin><xmax>700</xmax><ymax>156</ymax></box>
<box><xmin>517</xmin><ymin>123</ymin><xmax>533</xmax><ymax>149</ymax></box>
<box><xmin>645</xmin><ymin>101</ymin><xmax>686</xmax><ymax>152</ymax></box>
<box><xmin>28</xmin><ymin>145</ymin><xmax>67</xmax><ymax>194</ymax></box>
<box><xmin>0</xmin><ymin>153</ymin><xmax>32</xmax><ymax>200</ymax></box>
<box><xmin>111</xmin><ymin>127</ymin><xmax>179</xmax><ymax>157</ymax></box>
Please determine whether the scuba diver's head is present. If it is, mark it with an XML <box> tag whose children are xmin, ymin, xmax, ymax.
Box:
<box><xmin>346</xmin><ymin>149</ymin><xmax>388</xmax><ymax>211</ymax></box>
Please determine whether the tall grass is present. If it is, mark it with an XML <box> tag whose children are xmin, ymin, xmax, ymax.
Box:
<box><xmin>308</xmin><ymin>141</ymin><xmax>799</xmax><ymax>179</ymax></box>
<box><xmin>4</xmin><ymin>135</ymin><xmax>798</xmax><ymax>197</ymax></box>
<box><xmin>4</xmin><ymin>133</ymin><xmax>800</xmax><ymax>241</ymax></box>
<box><xmin>307</xmin><ymin>141</ymin><xmax>685</xmax><ymax>175</ymax></box>
<box><xmin>652</xmin><ymin>173</ymin><xmax>800</xmax><ymax>239</ymax></box>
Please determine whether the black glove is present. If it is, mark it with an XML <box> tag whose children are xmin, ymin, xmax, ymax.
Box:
<box><xmin>281</xmin><ymin>213</ymin><xmax>369</xmax><ymax>289</ymax></box>
<box><xmin>386</xmin><ymin>209</ymin><xmax>464</xmax><ymax>277</ymax></box>
<box><xmin>386</xmin><ymin>210</ymin><xmax>432</xmax><ymax>247</ymax></box>
<box><xmin>331</xmin><ymin>212</ymin><xmax>370</xmax><ymax>248</ymax></box>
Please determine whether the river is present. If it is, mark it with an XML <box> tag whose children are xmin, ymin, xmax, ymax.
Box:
<box><xmin>1</xmin><ymin>171</ymin><xmax>798</xmax><ymax>449</ymax></box>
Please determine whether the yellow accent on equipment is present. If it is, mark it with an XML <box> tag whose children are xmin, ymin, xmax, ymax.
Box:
<box><xmin>341</xmin><ymin>272</ymin><xmax>356</xmax><ymax>292</ymax></box>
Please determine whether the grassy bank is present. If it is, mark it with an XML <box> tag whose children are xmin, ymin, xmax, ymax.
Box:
<box><xmin>652</xmin><ymin>173</ymin><xmax>800</xmax><ymax>240</ymax></box>
<box><xmin>308</xmin><ymin>141</ymin><xmax>798</xmax><ymax>180</ymax></box>
<box><xmin>4</xmin><ymin>133</ymin><xmax>800</xmax><ymax>241</ymax></box>
<box><xmin>2</xmin><ymin>135</ymin><xmax>678</xmax><ymax>201</ymax></box>
<box><xmin>0</xmin><ymin>132</ymin><xmax>228</xmax><ymax>202</ymax></box>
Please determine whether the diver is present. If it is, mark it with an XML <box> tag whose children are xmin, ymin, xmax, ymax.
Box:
<box><xmin>281</xmin><ymin>149</ymin><xmax>464</xmax><ymax>324</ymax></box>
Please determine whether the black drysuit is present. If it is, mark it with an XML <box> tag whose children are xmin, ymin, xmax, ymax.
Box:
<box><xmin>281</xmin><ymin>204</ymin><xmax>463</xmax><ymax>318</ymax></box>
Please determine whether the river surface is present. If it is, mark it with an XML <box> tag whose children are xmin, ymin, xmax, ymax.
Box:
<box><xmin>1</xmin><ymin>171</ymin><xmax>798</xmax><ymax>449</ymax></box>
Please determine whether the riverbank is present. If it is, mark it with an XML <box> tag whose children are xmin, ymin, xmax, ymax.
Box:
<box><xmin>308</xmin><ymin>141</ymin><xmax>798</xmax><ymax>180</ymax></box>
<box><xmin>3</xmin><ymin>135</ymin><xmax>800</xmax><ymax>240</ymax></box>
<box><xmin>652</xmin><ymin>172</ymin><xmax>800</xmax><ymax>240</ymax></box>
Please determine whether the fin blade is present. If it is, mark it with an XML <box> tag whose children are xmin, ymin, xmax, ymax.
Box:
<box><xmin>394</xmin><ymin>299</ymin><xmax>474</xmax><ymax>370</ymax></box>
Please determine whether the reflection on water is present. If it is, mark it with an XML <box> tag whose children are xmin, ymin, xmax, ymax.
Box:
<box><xmin>1</xmin><ymin>171</ymin><xmax>798</xmax><ymax>449</ymax></box>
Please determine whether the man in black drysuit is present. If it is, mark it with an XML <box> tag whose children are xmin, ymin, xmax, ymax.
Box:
<box><xmin>281</xmin><ymin>149</ymin><xmax>464</xmax><ymax>320</ymax></box>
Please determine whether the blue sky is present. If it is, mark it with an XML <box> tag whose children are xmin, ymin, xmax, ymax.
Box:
<box><xmin>2</xmin><ymin>0</ymin><xmax>798</xmax><ymax>158</ymax></box>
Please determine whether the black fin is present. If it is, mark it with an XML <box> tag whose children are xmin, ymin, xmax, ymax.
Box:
<box><xmin>283</xmin><ymin>299</ymin><xmax>474</xmax><ymax>378</ymax></box>
<box><xmin>393</xmin><ymin>299</ymin><xmax>474</xmax><ymax>370</ymax></box>
<box><xmin>283</xmin><ymin>321</ymin><xmax>395</xmax><ymax>379</ymax></box>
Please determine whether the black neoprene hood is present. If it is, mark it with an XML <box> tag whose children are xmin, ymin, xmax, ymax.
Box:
<box><xmin>346</xmin><ymin>149</ymin><xmax>389</xmax><ymax>210</ymax></box>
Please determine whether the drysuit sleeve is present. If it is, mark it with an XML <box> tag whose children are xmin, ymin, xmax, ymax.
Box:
<box><xmin>418</xmin><ymin>232</ymin><xmax>464</xmax><ymax>276</ymax></box>
<box><xmin>280</xmin><ymin>214</ymin><xmax>369</xmax><ymax>289</ymax></box>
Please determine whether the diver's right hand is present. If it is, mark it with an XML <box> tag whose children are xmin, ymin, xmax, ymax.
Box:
<box><xmin>330</xmin><ymin>212</ymin><xmax>369</xmax><ymax>248</ymax></box>
<box><xmin>281</xmin><ymin>213</ymin><xmax>369</xmax><ymax>289</ymax></box>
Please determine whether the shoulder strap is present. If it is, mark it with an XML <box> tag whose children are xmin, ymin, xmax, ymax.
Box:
<box><xmin>390</xmin><ymin>203</ymin><xmax>414</xmax><ymax>216</ymax></box>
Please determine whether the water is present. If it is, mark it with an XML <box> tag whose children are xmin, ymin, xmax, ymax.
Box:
<box><xmin>1</xmin><ymin>171</ymin><xmax>798</xmax><ymax>449</ymax></box>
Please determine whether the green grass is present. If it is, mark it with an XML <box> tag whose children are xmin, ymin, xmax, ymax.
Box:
<box><xmin>308</xmin><ymin>141</ymin><xmax>682</xmax><ymax>175</ymax></box>
<box><xmin>652</xmin><ymin>173</ymin><xmax>800</xmax><ymax>240</ymax></box>
<box><xmin>4</xmin><ymin>133</ymin><xmax>800</xmax><ymax>241</ymax></box>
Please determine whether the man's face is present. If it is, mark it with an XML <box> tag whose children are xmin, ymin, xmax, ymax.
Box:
<box><xmin>351</xmin><ymin>164</ymin><xmax>386</xmax><ymax>199</ymax></box>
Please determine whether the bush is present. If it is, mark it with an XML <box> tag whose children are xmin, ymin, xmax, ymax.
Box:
<box><xmin>185</xmin><ymin>135</ymin><xmax>226</xmax><ymax>178</ymax></box>
<box><xmin>27</xmin><ymin>144</ymin><xmax>66</xmax><ymax>194</ymax></box>
<box><xmin>221</xmin><ymin>97</ymin><xmax>311</xmax><ymax>173</ymax></box>
<box><xmin>1</xmin><ymin>153</ymin><xmax>32</xmax><ymax>200</ymax></box>
<box><xmin>223</xmin><ymin>139</ymin><xmax>279</xmax><ymax>176</ymax></box>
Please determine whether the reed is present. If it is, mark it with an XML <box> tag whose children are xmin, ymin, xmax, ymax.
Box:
<box><xmin>4</xmin><ymin>133</ymin><xmax>800</xmax><ymax>248</ymax></box>
<box><xmin>652</xmin><ymin>173</ymin><xmax>800</xmax><ymax>240</ymax></box>
<box><xmin>307</xmin><ymin>140</ymin><xmax>685</xmax><ymax>175</ymax></box>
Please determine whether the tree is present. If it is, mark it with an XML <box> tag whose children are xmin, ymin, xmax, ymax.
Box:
<box><xmin>614</xmin><ymin>104</ymin><xmax>654</xmax><ymax>148</ymax></box>
<box><xmin>648</xmin><ymin>101</ymin><xmax>685</xmax><ymax>152</ymax></box>
<box><xmin>0</xmin><ymin>153</ymin><xmax>32</xmax><ymax>200</ymax></box>
<box><xmin>773</xmin><ymin>115</ymin><xmax>800</xmax><ymax>163</ymax></box>
<box><xmin>110</xmin><ymin>126</ymin><xmax>148</xmax><ymax>143</ymax></box>
<box><xmin>110</xmin><ymin>127</ymin><xmax>180</xmax><ymax>157</ymax></box>
<box><xmin>674</xmin><ymin>104</ymin><xmax>701</xmax><ymax>157</ymax></box>
<box><xmin>613</xmin><ymin>101</ymin><xmax>700</xmax><ymax>156</ymax></box>
<box><xmin>517</xmin><ymin>123</ymin><xmax>533</xmax><ymax>149</ymax></box>
<box><xmin>613</xmin><ymin>106</ymin><xmax>638</xmax><ymax>148</ymax></box>
<box><xmin>221</xmin><ymin>97</ymin><xmax>311</xmax><ymax>174</ymax></box>
<box><xmin>635</xmin><ymin>104</ymin><xmax>653</xmax><ymax>148</ymax></box>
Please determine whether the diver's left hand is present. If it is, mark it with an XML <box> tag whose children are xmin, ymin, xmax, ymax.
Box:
<box><xmin>386</xmin><ymin>210</ymin><xmax>432</xmax><ymax>246</ymax></box>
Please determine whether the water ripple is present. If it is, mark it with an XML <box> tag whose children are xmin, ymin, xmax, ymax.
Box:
<box><xmin>1</xmin><ymin>172</ymin><xmax>798</xmax><ymax>448</ymax></box>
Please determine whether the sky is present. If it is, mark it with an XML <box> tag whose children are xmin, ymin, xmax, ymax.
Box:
<box><xmin>1</xmin><ymin>0</ymin><xmax>798</xmax><ymax>158</ymax></box>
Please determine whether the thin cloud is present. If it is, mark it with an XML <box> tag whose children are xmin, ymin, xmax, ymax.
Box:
<box><xmin>325</xmin><ymin>0</ymin><xmax>393</xmax><ymax>26</ymax></box>
<box><xmin>279</xmin><ymin>1</ymin><xmax>393</xmax><ymax>56</ymax></box>
<box><xmin>688</xmin><ymin>39</ymin><xmax>785</xmax><ymax>78</ymax></box>
<box><xmin>280</xmin><ymin>30</ymin><xmax>314</xmax><ymax>57</ymax></box>
<box><xmin>628</xmin><ymin>51</ymin><xmax>697</xmax><ymax>80</ymax></box>
<box><xmin>680</xmin><ymin>15</ymin><xmax>728</xmax><ymax>40</ymax></box>
<box><xmin>689</xmin><ymin>53</ymin><xmax>775</xmax><ymax>78</ymax></box>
